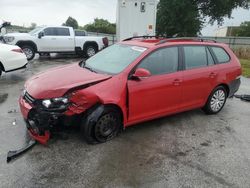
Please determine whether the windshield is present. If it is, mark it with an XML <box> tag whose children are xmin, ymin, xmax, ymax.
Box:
<box><xmin>84</xmin><ymin>44</ymin><xmax>147</xmax><ymax>74</ymax></box>
<box><xmin>29</xmin><ymin>27</ymin><xmax>43</xmax><ymax>35</ymax></box>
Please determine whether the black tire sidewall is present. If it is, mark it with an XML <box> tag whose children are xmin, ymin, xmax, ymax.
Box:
<box><xmin>94</xmin><ymin>108</ymin><xmax>121</xmax><ymax>143</ymax></box>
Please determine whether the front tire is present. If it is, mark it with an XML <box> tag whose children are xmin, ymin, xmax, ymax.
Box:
<box><xmin>21</xmin><ymin>45</ymin><xmax>35</xmax><ymax>60</ymax></box>
<box><xmin>82</xmin><ymin>107</ymin><xmax>122</xmax><ymax>144</ymax></box>
<box><xmin>202</xmin><ymin>86</ymin><xmax>227</xmax><ymax>114</ymax></box>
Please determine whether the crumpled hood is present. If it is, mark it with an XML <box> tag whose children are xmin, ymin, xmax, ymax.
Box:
<box><xmin>25</xmin><ymin>63</ymin><xmax>111</xmax><ymax>99</ymax></box>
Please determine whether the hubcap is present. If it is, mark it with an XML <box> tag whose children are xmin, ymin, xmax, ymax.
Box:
<box><xmin>210</xmin><ymin>89</ymin><xmax>226</xmax><ymax>112</ymax></box>
<box><xmin>87</xmin><ymin>47</ymin><xmax>96</xmax><ymax>57</ymax></box>
<box><xmin>22</xmin><ymin>48</ymin><xmax>33</xmax><ymax>59</ymax></box>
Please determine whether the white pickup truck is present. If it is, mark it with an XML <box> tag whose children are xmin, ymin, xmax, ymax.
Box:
<box><xmin>3</xmin><ymin>26</ymin><xmax>109</xmax><ymax>60</ymax></box>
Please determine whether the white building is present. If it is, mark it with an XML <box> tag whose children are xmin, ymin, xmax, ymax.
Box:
<box><xmin>116</xmin><ymin>0</ymin><xmax>158</xmax><ymax>41</ymax></box>
<box><xmin>214</xmin><ymin>26</ymin><xmax>239</xmax><ymax>37</ymax></box>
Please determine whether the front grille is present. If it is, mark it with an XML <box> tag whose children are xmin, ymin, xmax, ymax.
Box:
<box><xmin>23</xmin><ymin>92</ymin><xmax>35</xmax><ymax>104</ymax></box>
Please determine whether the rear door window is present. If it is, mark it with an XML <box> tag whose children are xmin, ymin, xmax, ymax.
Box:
<box><xmin>75</xmin><ymin>30</ymin><xmax>86</xmax><ymax>36</ymax></box>
<box><xmin>56</xmin><ymin>28</ymin><xmax>70</xmax><ymax>36</ymax></box>
<box><xmin>183</xmin><ymin>46</ymin><xmax>207</xmax><ymax>69</ymax></box>
<box><xmin>211</xmin><ymin>47</ymin><xmax>230</xmax><ymax>64</ymax></box>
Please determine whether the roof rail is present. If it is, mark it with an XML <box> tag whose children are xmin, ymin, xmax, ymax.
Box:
<box><xmin>123</xmin><ymin>36</ymin><xmax>162</xmax><ymax>41</ymax></box>
<box><xmin>155</xmin><ymin>37</ymin><xmax>217</xmax><ymax>45</ymax></box>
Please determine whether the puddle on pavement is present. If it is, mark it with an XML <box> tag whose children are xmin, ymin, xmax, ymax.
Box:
<box><xmin>0</xmin><ymin>93</ymin><xmax>8</xmax><ymax>104</ymax></box>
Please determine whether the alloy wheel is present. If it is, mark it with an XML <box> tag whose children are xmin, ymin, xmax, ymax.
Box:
<box><xmin>210</xmin><ymin>89</ymin><xmax>226</xmax><ymax>112</ymax></box>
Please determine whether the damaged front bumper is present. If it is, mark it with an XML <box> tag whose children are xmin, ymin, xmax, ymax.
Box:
<box><xmin>19</xmin><ymin>95</ymin><xmax>69</xmax><ymax>145</ymax></box>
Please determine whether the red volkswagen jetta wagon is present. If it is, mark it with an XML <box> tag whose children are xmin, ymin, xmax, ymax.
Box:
<box><xmin>19</xmin><ymin>37</ymin><xmax>241</xmax><ymax>144</ymax></box>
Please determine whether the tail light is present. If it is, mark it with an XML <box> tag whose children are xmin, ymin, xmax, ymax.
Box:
<box><xmin>11</xmin><ymin>49</ymin><xmax>23</xmax><ymax>53</ymax></box>
<box><xmin>102</xmin><ymin>37</ymin><xmax>109</xmax><ymax>47</ymax></box>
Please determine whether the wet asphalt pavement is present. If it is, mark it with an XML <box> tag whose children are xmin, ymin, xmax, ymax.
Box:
<box><xmin>0</xmin><ymin>55</ymin><xmax>250</xmax><ymax>188</ymax></box>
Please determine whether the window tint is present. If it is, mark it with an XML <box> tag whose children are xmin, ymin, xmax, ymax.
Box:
<box><xmin>211</xmin><ymin>47</ymin><xmax>230</xmax><ymax>64</ymax></box>
<box><xmin>56</xmin><ymin>28</ymin><xmax>70</xmax><ymax>36</ymax></box>
<box><xmin>44</xmin><ymin>27</ymin><xmax>70</xmax><ymax>36</ymax></box>
<box><xmin>206</xmin><ymin>48</ymin><xmax>215</xmax><ymax>66</ymax></box>
<box><xmin>138</xmin><ymin>47</ymin><xmax>178</xmax><ymax>75</ymax></box>
<box><xmin>184</xmin><ymin>46</ymin><xmax>207</xmax><ymax>69</ymax></box>
<box><xmin>44</xmin><ymin>27</ymin><xmax>56</xmax><ymax>36</ymax></box>
<box><xmin>75</xmin><ymin>30</ymin><xmax>86</xmax><ymax>36</ymax></box>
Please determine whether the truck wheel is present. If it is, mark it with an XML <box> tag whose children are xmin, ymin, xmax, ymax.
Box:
<box><xmin>85</xmin><ymin>45</ymin><xmax>97</xmax><ymax>58</ymax></box>
<box><xmin>0</xmin><ymin>69</ymin><xmax>2</xmax><ymax>77</ymax></box>
<box><xmin>81</xmin><ymin>106</ymin><xmax>122</xmax><ymax>144</ymax></box>
<box><xmin>21</xmin><ymin>46</ymin><xmax>35</xmax><ymax>60</ymax></box>
<box><xmin>202</xmin><ymin>86</ymin><xmax>227</xmax><ymax>114</ymax></box>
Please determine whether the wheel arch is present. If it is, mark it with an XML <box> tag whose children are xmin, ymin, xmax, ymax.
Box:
<box><xmin>83</xmin><ymin>41</ymin><xmax>98</xmax><ymax>51</ymax></box>
<box><xmin>16</xmin><ymin>40</ymin><xmax>38</xmax><ymax>52</ymax></box>
<box><xmin>85</xmin><ymin>103</ymin><xmax>124</xmax><ymax>127</ymax></box>
<box><xmin>216</xmin><ymin>83</ymin><xmax>230</xmax><ymax>97</ymax></box>
<box><xmin>104</xmin><ymin>103</ymin><xmax>124</xmax><ymax>124</ymax></box>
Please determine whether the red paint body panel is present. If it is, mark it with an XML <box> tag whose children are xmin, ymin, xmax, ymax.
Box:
<box><xmin>19</xmin><ymin>39</ymin><xmax>242</xmax><ymax>142</ymax></box>
<box><xmin>28</xmin><ymin>130</ymin><xmax>50</xmax><ymax>145</ymax></box>
<box><xmin>127</xmin><ymin>71</ymin><xmax>182</xmax><ymax>124</ymax></box>
<box><xmin>19</xmin><ymin>97</ymin><xmax>32</xmax><ymax>119</ymax></box>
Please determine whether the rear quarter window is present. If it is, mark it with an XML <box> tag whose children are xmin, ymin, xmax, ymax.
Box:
<box><xmin>211</xmin><ymin>47</ymin><xmax>230</xmax><ymax>64</ymax></box>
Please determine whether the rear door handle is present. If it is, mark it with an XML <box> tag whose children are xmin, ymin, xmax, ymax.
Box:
<box><xmin>51</xmin><ymin>38</ymin><xmax>56</xmax><ymax>40</ymax></box>
<box><xmin>209</xmin><ymin>72</ymin><xmax>217</xmax><ymax>78</ymax></box>
<box><xmin>173</xmin><ymin>79</ymin><xmax>182</xmax><ymax>86</ymax></box>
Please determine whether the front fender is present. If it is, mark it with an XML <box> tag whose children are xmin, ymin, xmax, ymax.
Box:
<box><xmin>82</xmin><ymin>104</ymin><xmax>105</xmax><ymax>144</ymax></box>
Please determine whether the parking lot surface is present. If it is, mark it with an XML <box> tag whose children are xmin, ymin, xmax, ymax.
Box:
<box><xmin>0</xmin><ymin>55</ymin><xmax>250</xmax><ymax>188</ymax></box>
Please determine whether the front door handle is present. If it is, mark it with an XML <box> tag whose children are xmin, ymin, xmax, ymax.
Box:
<box><xmin>173</xmin><ymin>79</ymin><xmax>182</xmax><ymax>86</ymax></box>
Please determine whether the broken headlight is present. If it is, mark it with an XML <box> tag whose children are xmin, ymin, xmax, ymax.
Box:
<box><xmin>42</xmin><ymin>97</ymin><xmax>69</xmax><ymax>110</ymax></box>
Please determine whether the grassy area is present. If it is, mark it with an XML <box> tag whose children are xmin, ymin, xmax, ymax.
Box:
<box><xmin>240</xmin><ymin>59</ymin><xmax>250</xmax><ymax>78</ymax></box>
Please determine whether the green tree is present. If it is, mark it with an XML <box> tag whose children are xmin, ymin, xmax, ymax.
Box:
<box><xmin>83</xmin><ymin>18</ymin><xmax>116</xmax><ymax>34</ymax></box>
<box><xmin>235</xmin><ymin>21</ymin><xmax>250</xmax><ymax>36</ymax></box>
<box><xmin>156</xmin><ymin>0</ymin><xmax>250</xmax><ymax>37</ymax></box>
<box><xmin>63</xmin><ymin>16</ymin><xmax>79</xmax><ymax>29</ymax></box>
<box><xmin>30</xmin><ymin>23</ymin><xmax>37</xmax><ymax>29</ymax></box>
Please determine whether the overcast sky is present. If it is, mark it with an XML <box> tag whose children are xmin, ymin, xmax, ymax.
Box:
<box><xmin>0</xmin><ymin>0</ymin><xmax>250</xmax><ymax>36</ymax></box>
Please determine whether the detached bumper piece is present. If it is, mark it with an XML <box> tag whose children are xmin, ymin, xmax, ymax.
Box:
<box><xmin>234</xmin><ymin>94</ymin><xmax>250</xmax><ymax>102</ymax></box>
<box><xmin>7</xmin><ymin>139</ymin><xmax>37</xmax><ymax>163</ymax></box>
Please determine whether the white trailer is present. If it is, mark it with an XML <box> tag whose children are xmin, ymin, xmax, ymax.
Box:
<box><xmin>116</xmin><ymin>0</ymin><xmax>158</xmax><ymax>41</ymax></box>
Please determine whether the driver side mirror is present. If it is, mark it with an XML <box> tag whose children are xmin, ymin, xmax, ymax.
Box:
<box><xmin>132</xmin><ymin>68</ymin><xmax>151</xmax><ymax>80</ymax></box>
<box><xmin>38</xmin><ymin>31</ymin><xmax>44</xmax><ymax>39</ymax></box>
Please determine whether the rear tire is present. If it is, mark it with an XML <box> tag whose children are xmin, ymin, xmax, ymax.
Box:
<box><xmin>0</xmin><ymin>69</ymin><xmax>2</xmax><ymax>77</ymax></box>
<box><xmin>85</xmin><ymin>45</ymin><xmax>97</xmax><ymax>58</ymax></box>
<box><xmin>21</xmin><ymin>45</ymin><xmax>35</xmax><ymax>60</ymax></box>
<box><xmin>81</xmin><ymin>107</ymin><xmax>122</xmax><ymax>144</ymax></box>
<box><xmin>202</xmin><ymin>86</ymin><xmax>227</xmax><ymax>114</ymax></box>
